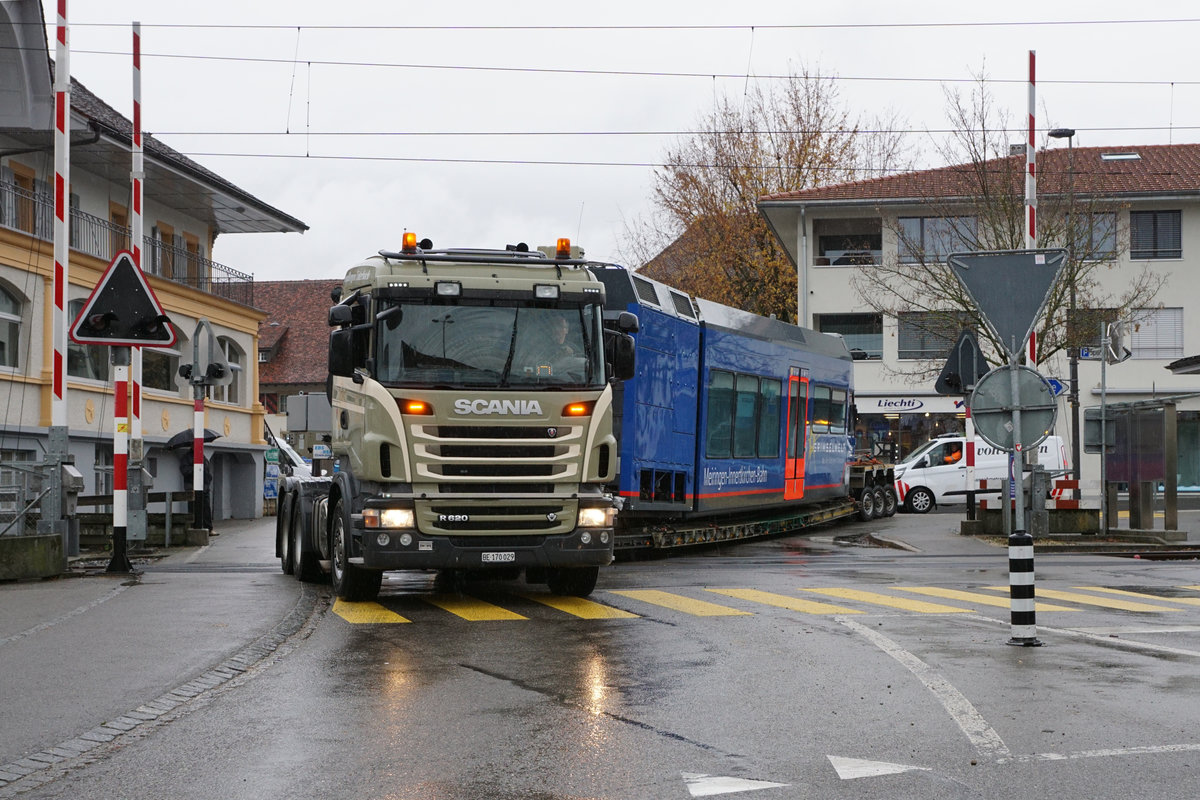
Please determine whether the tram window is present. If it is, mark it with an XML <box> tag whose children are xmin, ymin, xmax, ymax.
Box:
<box><xmin>733</xmin><ymin>374</ymin><xmax>759</xmax><ymax>458</ymax></box>
<box><xmin>706</xmin><ymin>370</ymin><xmax>734</xmax><ymax>458</ymax></box>
<box><xmin>829</xmin><ymin>388</ymin><xmax>847</xmax><ymax>434</ymax></box>
<box><xmin>812</xmin><ymin>385</ymin><xmax>832</xmax><ymax>433</ymax></box>
<box><xmin>758</xmin><ymin>379</ymin><xmax>781</xmax><ymax>458</ymax></box>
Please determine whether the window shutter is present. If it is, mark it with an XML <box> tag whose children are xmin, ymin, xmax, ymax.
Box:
<box><xmin>0</xmin><ymin>167</ymin><xmax>15</xmax><ymax>228</ymax></box>
<box><xmin>148</xmin><ymin>225</ymin><xmax>161</xmax><ymax>274</ymax></box>
<box><xmin>33</xmin><ymin>178</ymin><xmax>52</xmax><ymax>240</ymax></box>
<box><xmin>1130</xmin><ymin>308</ymin><xmax>1183</xmax><ymax>359</ymax></box>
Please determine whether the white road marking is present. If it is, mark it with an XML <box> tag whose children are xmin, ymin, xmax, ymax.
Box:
<box><xmin>838</xmin><ymin>616</ymin><xmax>1011</xmax><ymax>759</ymax></box>
<box><xmin>827</xmin><ymin>755</ymin><xmax>930</xmax><ymax>780</ymax></box>
<box><xmin>681</xmin><ymin>773</ymin><xmax>789</xmax><ymax>797</ymax></box>
<box><xmin>1003</xmin><ymin>742</ymin><xmax>1200</xmax><ymax>764</ymax></box>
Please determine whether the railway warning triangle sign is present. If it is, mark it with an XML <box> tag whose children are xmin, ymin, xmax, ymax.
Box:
<box><xmin>947</xmin><ymin>249</ymin><xmax>1067</xmax><ymax>359</ymax></box>
<box><xmin>70</xmin><ymin>251</ymin><xmax>176</xmax><ymax>347</ymax></box>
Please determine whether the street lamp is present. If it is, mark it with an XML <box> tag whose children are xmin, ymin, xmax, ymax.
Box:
<box><xmin>1048</xmin><ymin>127</ymin><xmax>1080</xmax><ymax>482</ymax></box>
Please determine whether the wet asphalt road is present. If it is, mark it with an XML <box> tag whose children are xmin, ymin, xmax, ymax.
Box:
<box><xmin>4</xmin><ymin>513</ymin><xmax>1200</xmax><ymax>799</ymax></box>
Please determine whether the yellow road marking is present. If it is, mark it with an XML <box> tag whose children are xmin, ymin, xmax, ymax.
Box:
<box><xmin>706</xmin><ymin>587</ymin><xmax>862</xmax><ymax>615</ymax></box>
<box><xmin>608</xmin><ymin>589</ymin><xmax>752</xmax><ymax>616</ymax></box>
<box><xmin>896</xmin><ymin>586</ymin><xmax>1079</xmax><ymax>612</ymax></box>
<box><xmin>1073</xmin><ymin>586</ymin><xmax>1200</xmax><ymax>607</ymax></box>
<box><xmin>332</xmin><ymin>599</ymin><xmax>411</xmax><ymax>624</ymax></box>
<box><xmin>519</xmin><ymin>593</ymin><xmax>640</xmax><ymax>619</ymax></box>
<box><xmin>801</xmin><ymin>587</ymin><xmax>971</xmax><ymax>613</ymax></box>
<box><xmin>424</xmin><ymin>595</ymin><xmax>527</xmax><ymax>621</ymax></box>
<box><xmin>982</xmin><ymin>586</ymin><xmax>1182</xmax><ymax>612</ymax></box>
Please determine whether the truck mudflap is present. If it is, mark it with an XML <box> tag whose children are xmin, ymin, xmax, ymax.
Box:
<box><xmin>355</xmin><ymin>527</ymin><xmax>614</xmax><ymax>570</ymax></box>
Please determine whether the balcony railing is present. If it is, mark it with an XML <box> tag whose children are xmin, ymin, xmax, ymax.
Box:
<box><xmin>0</xmin><ymin>179</ymin><xmax>253</xmax><ymax>307</ymax></box>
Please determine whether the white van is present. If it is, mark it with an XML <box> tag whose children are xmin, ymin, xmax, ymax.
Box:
<box><xmin>894</xmin><ymin>434</ymin><xmax>1069</xmax><ymax>513</ymax></box>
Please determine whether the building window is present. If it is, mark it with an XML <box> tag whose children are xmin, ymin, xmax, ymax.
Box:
<box><xmin>1129</xmin><ymin>210</ymin><xmax>1181</xmax><ymax>259</ymax></box>
<box><xmin>66</xmin><ymin>298</ymin><xmax>110</xmax><ymax>381</ymax></box>
<box><xmin>898</xmin><ymin>312</ymin><xmax>969</xmax><ymax>360</ymax></box>
<box><xmin>208</xmin><ymin>336</ymin><xmax>243</xmax><ymax>405</ymax></box>
<box><xmin>898</xmin><ymin>216</ymin><xmax>977</xmax><ymax>263</ymax></box>
<box><xmin>814</xmin><ymin>218</ymin><xmax>882</xmax><ymax>265</ymax></box>
<box><xmin>0</xmin><ymin>284</ymin><xmax>21</xmax><ymax>369</ymax></box>
<box><xmin>1076</xmin><ymin>212</ymin><xmax>1118</xmax><ymax>258</ymax></box>
<box><xmin>1130</xmin><ymin>307</ymin><xmax>1183</xmax><ymax>360</ymax></box>
<box><xmin>143</xmin><ymin>332</ymin><xmax>185</xmax><ymax>394</ymax></box>
<box><xmin>816</xmin><ymin>313</ymin><xmax>883</xmax><ymax>359</ymax></box>
<box><xmin>109</xmin><ymin>202</ymin><xmax>130</xmax><ymax>259</ymax></box>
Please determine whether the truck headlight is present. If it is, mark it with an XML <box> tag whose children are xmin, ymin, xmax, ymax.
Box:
<box><xmin>577</xmin><ymin>506</ymin><xmax>614</xmax><ymax>528</ymax></box>
<box><xmin>363</xmin><ymin>508</ymin><xmax>415</xmax><ymax>529</ymax></box>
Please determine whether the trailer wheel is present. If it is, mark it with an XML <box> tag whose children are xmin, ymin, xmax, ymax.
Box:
<box><xmin>873</xmin><ymin>487</ymin><xmax>888</xmax><ymax>519</ymax></box>
<box><xmin>330</xmin><ymin>498</ymin><xmax>382</xmax><ymax>601</ymax></box>
<box><xmin>881</xmin><ymin>486</ymin><xmax>899</xmax><ymax>517</ymax></box>
<box><xmin>291</xmin><ymin>503</ymin><xmax>324</xmax><ymax>583</ymax></box>
<box><xmin>277</xmin><ymin>491</ymin><xmax>295</xmax><ymax>575</ymax></box>
<box><xmin>905</xmin><ymin>487</ymin><xmax>934</xmax><ymax>514</ymax></box>
<box><xmin>546</xmin><ymin>566</ymin><xmax>599</xmax><ymax>597</ymax></box>
<box><xmin>857</xmin><ymin>488</ymin><xmax>876</xmax><ymax>521</ymax></box>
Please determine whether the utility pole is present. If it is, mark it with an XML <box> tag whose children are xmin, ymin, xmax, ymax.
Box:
<box><xmin>1048</xmin><ymin>128</ymin><xmax>1080</xmax><ymax>482</ymax></box>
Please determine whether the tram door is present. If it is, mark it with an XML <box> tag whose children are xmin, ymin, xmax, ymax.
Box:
<box><xmin>784</xmin><ymin>368</ymin><xmax>808</xmax><ymax>500</ymax></box>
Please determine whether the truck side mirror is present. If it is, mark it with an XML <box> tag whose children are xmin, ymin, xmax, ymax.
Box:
<box><xmin>612</xmin><ymin>333</ymin><xmax>636</xmax><ymax>380</ymax></box>
<box><xmin>329</xmin><ymin>329</ymin><xmax>356</xmax><ymax>377</ymax></box>
<box><xmin>617</xmin><ymin>311</ymin><xmax>639</xmax><ymax>334</ymax></box>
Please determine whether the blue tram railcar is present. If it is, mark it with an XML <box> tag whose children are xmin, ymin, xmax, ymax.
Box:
<box><xmin>590</xmin><ymin>265</ymin><xmax>855</xmax><ymax>527</ymax></box>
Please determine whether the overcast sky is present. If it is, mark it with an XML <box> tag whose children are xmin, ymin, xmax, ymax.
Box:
<box><xmin>48</xmin><ymin>0</ymin><xmax>1200</xmax><ymax>282</ymax></box>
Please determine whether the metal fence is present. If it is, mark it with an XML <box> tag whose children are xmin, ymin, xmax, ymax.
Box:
<box><xmin>1</xmin><ymin>178</ymin><xmax>254</xmax><ymax>307</ymax></box>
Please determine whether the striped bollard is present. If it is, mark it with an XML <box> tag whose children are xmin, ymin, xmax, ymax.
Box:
<box><xmin>1007</xmin><ymin>528</ymin><xmax>1043</xmax><ymax>647</ymax></box>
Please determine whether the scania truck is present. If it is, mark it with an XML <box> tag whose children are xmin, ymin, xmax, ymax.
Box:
<box><xmin>276</xmin><ymin>234</ymin><xmax>637</xmax><ymax>600</ymax></box>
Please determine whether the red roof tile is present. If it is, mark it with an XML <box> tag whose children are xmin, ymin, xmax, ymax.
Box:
<box><xmin>255</xmin><ymin>280</ymin><xmax>341</xmax><ymax>386</ymax></box>
<box><xmin>760</xmin><ymin>143</ymin><xmax>1200</xmax><ymax>204</ymax></box>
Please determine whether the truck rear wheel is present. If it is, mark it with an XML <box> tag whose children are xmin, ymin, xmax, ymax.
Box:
<box><xmin>277</xmin><ymin>492</ymin><xmax>295</xmax><ymax>575</ymax></box>
<box><xmin>291</xmin><ymin>503</ymin><xmax>324</xmax><ymax>583</ymax></box>
<box><xmin>330</xmin><ymin>498</ymin><xmax>382</xmax><ymax>601</ymax></box>
<box><xmin>857</xmin><ymin>488</ymin><xmax>876</xmax><ymax>521</ymax></box>
<box><xmin>546</xmin><ymin>566</ymin><xmax>599</xmax><ymax>597</ymax></box>
<box><xmin>881</xmin><ymin>486</ymin><xmax>898</xmax><ymax>517</ymax></box>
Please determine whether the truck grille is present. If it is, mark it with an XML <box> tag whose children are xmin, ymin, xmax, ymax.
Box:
<box><xmin>411</xmin><ymin>423</ymin><xmax>582</xmax><ymax>483</ymax></box>
<box><xmin>415</xmin><ymin>498</ymin><xmax>578</xmax><ymax>536</ymax></box>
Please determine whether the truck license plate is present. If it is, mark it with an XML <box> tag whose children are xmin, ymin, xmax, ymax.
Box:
<box><xmin>482</xmin><ymin>552</ymin><xmax>516</xmax><ymax>563</ymax></box>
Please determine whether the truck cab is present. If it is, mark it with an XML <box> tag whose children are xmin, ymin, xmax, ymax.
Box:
<box><xmin>314</xmin><ymin>235</ymin><xmax>635</xmax><ymax>599</ymax></box>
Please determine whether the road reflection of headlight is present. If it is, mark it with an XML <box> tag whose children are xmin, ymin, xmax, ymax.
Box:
<box><xmin>584</xmin><ymin>651</ymin><xmax>607</xmax><ymax>715</ymax></box>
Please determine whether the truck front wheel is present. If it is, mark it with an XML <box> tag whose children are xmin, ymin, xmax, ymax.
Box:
<box><xmin>546</xmin><ymin>566</ymin><xmax>599</xmax><ymax>597</ymax></box>
<box><xmin>330</xmin><ymin>498</ymin><xmax>382</xmax><ymax>601</ymax></box>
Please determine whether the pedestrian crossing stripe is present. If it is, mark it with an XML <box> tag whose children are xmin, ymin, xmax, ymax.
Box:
<box><xmin>1072</xmin><ymin>586</ymin><xmax>1200</xmax><ymax>607</ymax></box>
<box><xmin>518</xmin><ymin>592</ymin><xmax>640</xmax><ymax>619</ymax></box>
<box><xmin>896</xmin><ymin>586</ymin><xmax>1079</xmax><ymax>612</ymax></box>
<box><xmin>332</xmin><ymin>599</ymin><xmax>411</xmax><ymax>624</ymax></box>
<box><xmin>329</xmin><ymin>585</ymin><xmax>1200</xmax><ymax>624</ymax></box>
<box><xmin>800</xmin><ymin>587</ymin><xmax>971</xmax><ymax>614</ymax></box>
<box><xmin>608</xmin><ymin>589</ymin><xmax>752</xmax><ymax>616</ymax></box>
<box><xmin>705</xmin><ymin>588</ymin><xmax>862</xmax><ymax>615</ymax></box>
<box><xmin>982</xmin><ymin>586</ymin><xmax>1183</xmax><ymax>612</ymax></box>
<box><xmin>424</xmin><ymin>594</ymin><xmax>528</xmax><ymax>621</ymax></box>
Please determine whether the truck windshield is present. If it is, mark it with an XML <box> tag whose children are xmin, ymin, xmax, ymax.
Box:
<box><xmin>374</xmin><ymin>301</ymin><xmax>606</xmax><ymax>388</ymax></box>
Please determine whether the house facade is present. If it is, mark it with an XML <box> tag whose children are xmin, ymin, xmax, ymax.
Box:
<box><xmin>759</xmin><ymin>143</ymin><xmax>1200</xmax><ymax>489</ymax></box>
<box><xmin>1</xmin><ymin>1</ymin><xmax>306</xmax><ymax>526</ymax></box>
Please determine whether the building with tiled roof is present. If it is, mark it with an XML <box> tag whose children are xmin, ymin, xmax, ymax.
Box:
<box><xmin>254</xmin><ymin>280</ymin><xmax>342</xmax><ymax>414</ymax></box>
<box><xmin>1</xmin><ymin>0</ymin><xmax>306</xmax><ymax>536</ymax></box>
<box><xmin>758</xmin><ymin>142</ymin><xmax>1200</xmax><ymax>494</ymax></box>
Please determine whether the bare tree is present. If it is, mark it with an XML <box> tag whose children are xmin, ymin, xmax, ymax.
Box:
<box><xmin>851</xmin><ymin>76</ymin><xmax>1165</xmax><ymax>377</ymax></box>
<box><xmin>624</xmin><ymin>69</ymin><xmax>910</xmax><ymax>322</ymax></box>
